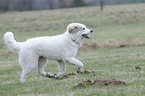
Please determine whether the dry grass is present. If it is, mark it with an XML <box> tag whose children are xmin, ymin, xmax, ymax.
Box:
<box><xmin>81</xmin><ymin>38</ymin><xmax>145</xmax><ymax>49</ymax></box>
<box><xmin>0</xmin><ymin>50</ymin><xmax>12</xmax><ymax>56</ymax></box>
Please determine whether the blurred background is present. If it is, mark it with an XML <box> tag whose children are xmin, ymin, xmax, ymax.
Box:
<box><xmin>0</xmin><ymin>0</ymin><xmax>145</xmax><ymax>11</ymax></box>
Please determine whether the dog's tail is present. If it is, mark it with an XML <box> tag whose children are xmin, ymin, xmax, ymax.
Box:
<box><xmin>4</xmin><ymin>32</ymin><xmax>22</xmax><ymax>53</ymax></box>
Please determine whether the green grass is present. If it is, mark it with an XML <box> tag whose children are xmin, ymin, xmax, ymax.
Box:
<box><xmin>0</xmin><ymin>3</ymin><xmax>145</xmax><ymax>96</ymax></box>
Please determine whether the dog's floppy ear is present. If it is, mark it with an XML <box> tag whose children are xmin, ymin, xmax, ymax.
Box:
<box><xmin>69</xmin><ymin>26</ymin><xmax>78</xmax><ymax>33</ymax></box>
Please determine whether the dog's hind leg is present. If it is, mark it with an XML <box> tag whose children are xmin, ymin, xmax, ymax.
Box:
<box><xmin>55</xmin><ymin>61</ymin><xmax>66</xmax><ymax>77</ymax></box>
<box><xmin>37</xmin><ymin>57</ymin><xmax>49</xmax><ymax>77</ymax></box>
<box><xmin>21</xmin><ymin>66</ymin><xmax>37</xmax><ymax>83</ymax></box>
<box><xmin>19</xmin><ymin>52</ymin><xmax>39</xmax><ymax>83</ymax></box>
<box><xmin>20</xmin><ymin>59</ymin><xmax>38</xmax><ymax>83</ymax></box>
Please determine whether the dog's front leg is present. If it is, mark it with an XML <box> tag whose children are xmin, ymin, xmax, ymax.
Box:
<box><xmin>55</xmin><ymin>61</ymin><xmax>66</xmax><ymax>77</ymax></box>
<box><xmin>66</xmin><ymin>57</ymin><xmax>83</xmax><ymax>73</ymax></box>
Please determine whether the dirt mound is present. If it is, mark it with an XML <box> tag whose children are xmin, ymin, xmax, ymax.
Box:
<box><xmin>47</xmin><ymin>72</ymin><xmax>77</xmax><ymax>79</ymax></box>
<box><xmin>48</xmin><ymin>70</ymin><xmax>95</xmax><ymax>79</ymax></box>
<box><xmin>57</xmin><ymin>70</ymin><xmax>96</xmax><ymax>79</ymax></box>
<box><xmin>135</xmin><ymin>66</ymin><xmax>142</xmax><ymax>70</ymax></box>
<box><xmin>77</xmin><ymin>70</ymin><xmax>95</xmax><ymax>75</ymax></box>
<box><xmin>55</xmin><ymin>72</ymin><xmax>77</xmax><ymax>79</ymax></box>
<box><xmin>73</xmin><ymin>78</ymin><xmax>127</xmax><ymax>88</ymax></box>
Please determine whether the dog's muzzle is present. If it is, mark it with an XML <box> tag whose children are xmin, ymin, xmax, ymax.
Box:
<box><xmin>82</xmin><ymin>30</ymin><xmax>93</xmax><ymax>39</ymax></box>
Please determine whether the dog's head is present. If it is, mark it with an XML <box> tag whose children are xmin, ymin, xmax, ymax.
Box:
<box><xmin>67</xmin><ymin>23</ymin><xmax>93</xmax><ymax>39</ymax></box>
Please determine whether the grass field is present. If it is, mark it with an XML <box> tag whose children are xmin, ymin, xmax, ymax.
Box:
<box><xmin>0</xmin><ymin>3</ymin><xmax>145</xmax><ymax>96</ymax></box>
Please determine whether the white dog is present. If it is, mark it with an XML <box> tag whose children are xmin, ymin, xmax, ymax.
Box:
<box><xmin>4</xmin><ymin>23</ymin><xmax>93</xmax><ymax>83</ymax></box>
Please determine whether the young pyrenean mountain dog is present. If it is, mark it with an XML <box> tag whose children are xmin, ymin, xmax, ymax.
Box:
<box><xmin>4</xmin><ymin>23</ymin><xmax>93</xmax><ymax>83</ymax></box>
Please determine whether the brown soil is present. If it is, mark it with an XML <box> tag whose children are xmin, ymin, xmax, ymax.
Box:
<box><xmin>73</xmin><ymin>78</ymin><xmax>127</xmax><ymax>88</ymax></box>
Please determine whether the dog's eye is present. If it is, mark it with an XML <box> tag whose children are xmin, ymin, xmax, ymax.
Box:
<box><xmin>83</xmin><ymin>28</ymin><xmax>85</xmax><ymax>30</ymax></box>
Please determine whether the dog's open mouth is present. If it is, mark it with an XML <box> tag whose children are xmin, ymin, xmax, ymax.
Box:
<box><xmin>82</xmin><ymin>34</ymin><xmax>90</xmax><ymax>39</ymax></box>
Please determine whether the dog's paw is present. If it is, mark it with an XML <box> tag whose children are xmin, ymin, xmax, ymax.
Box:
<box><xmin>77</xmin><ymin>67</ymin><xmax>83</xmax><ymax>74</ymax></box>
<box><xmin>77</xmin><ymin>69</ymin><xmax>83</xmax><ymax>74</ymax></box>
<box><xmin>47</xmin><ymin>72</ymin><xmax>55</xmax><ymax>78</ymax></box>
<box><xmin>53</xmin><ymin>73</ymin><xmax>63</xmax><ymax>78</ymax></box>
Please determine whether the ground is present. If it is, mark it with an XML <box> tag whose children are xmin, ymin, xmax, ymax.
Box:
<box><xmin>0</xmin><ymin>3</ymin><xmax>145</xmax><ymax>96</ymax></box>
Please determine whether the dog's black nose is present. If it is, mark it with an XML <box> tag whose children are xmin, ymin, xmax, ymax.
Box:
<box><xmin>90</xmin><ymin>30</ymin><xmax>93</xmax><ymax>33</ymax></box>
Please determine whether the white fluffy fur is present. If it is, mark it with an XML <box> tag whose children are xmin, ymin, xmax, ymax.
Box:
<box><xmin>4</xmin><ymin>23</ymin><xmax>92</xmax><ymax>83</ymax></box>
